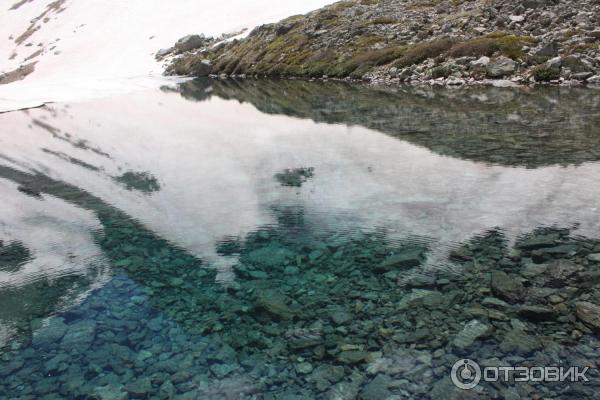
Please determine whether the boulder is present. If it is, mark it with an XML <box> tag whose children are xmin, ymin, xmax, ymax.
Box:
<box><xmin>499</xmin><ymin>328</ymin><xmax>542</xmax><ymax>355</ymax></box>
<box><xmin>575</xmin><ymin>302</ymin><xmax>600</xmax><ymax>331</ymax></box>
<box><xmin>545</xmin><ymin>259</ymin><xmax>582</xmax><ymax>287</ymax></box>
<box><xmin>360</xmin><ymin>375</ymin><xmax>393</xmax><ymax>400</ymax></box>
<box><xmin>155</xmin><ymin>47</ymin><xmax>173</xmax><ymax>60</ymax></box>
<box><xmin>586</xmin><ymin>75</ymin><xmax>600</xmax><ymax>84</ymax></box>
<box><xmin>453</xmin><ymin>319</ymin><xmax>491</xmax><ymax>349</ymax></box>
<box><xmin>532</xmin><ymin>57</ymin><xmax>561</xmax><ymax>81</ymax></box>
<box><xmin>174</xmin><ymin>34</ymin><xmax>205</xmax><ymax>54</ymax></box>
<box><xmin>486</xmin><ymin>56</ymin><xmax>517</xmax><ymax>78</ymax></box>
<box><xmin>491</xmin><ymin>271</ymin><xmax>525</xmax><ymax>303</ymax></box>
<box><xmin>533</xmin><ymin>42</ymin><xmax>559</xmax><ymax>62</ymax></box>
<box><xmin>186</xmin><ymin>59</ymin><xmax>212</xmax><ymax>77</ymax></box>
<box><xmin>375</xmin><ymin>248</ymin><xmax>423</xmax><ymax>272</ymax></box>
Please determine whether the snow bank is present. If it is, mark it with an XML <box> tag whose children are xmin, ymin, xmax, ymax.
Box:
<box><xmin>0</xmin><ymin>0</ymin><xmax>334</xmax><ymax>112</ymax></box>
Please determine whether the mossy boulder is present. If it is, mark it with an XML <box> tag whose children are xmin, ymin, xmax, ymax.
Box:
<box><xmin>531</xmin><ymin>57</ymin><xmax>561</xmax><ymax>81</ymax></box>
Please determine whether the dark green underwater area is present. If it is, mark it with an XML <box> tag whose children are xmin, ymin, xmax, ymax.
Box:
<box><xmin>1</xmin><ymin>80</ymin><xmax>600</xmax><ymax>399</ymax></box>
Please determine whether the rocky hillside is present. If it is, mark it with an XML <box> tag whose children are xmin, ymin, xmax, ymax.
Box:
<box><xmin>162</xmin><ymin>0</ymin><xmax>600</xmax><ymax>85</ymax></box>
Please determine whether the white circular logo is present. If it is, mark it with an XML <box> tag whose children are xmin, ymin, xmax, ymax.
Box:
<box><xmin>451</xmin><ymin>359</ymin><xmax>481</xmax><ymax>390</ymax></box>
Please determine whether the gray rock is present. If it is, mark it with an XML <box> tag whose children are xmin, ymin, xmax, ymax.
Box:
<box><xmin>575</xmin><ymin>302</ymin><xmax>600</xmax><ymax>331</ymax></box>
<box><xmin>61</xmin><ymin>320</ymin><xmax>96</xmax><ymax>349</ymax></box>
<box><xmin>327</xmin><ymin>372</ymin><xmax>365</xmax><ymax>400</ymax></box>
<box><xmin>254</xmin><ymin>292</ymin><xmax>296</xmax><ymax>320</ymax></box>
<box><xmin>546</xmin><ymin>259</ymin><xmax>583</xmax><ymax>287</ymax></box>
<box><xmin>534</xmin><ymin>42</ymin><xmax>559</xmax><ymax>61</ymax></box>
<box><xmin>174</xmin><ymin>34</ymin><xmax>205</xmax><ymax>54</ymax></box>
<box><xmin>499</xmin><ymin>328</ymin><xmax>542</xmax><ymax>355</ymax></box>
<box><xmin>360</xmin><ymin>374</ymin><xmax>392</xmax><ymax>400</ymax></box>
<box><xmin>337</xmin><ymin>350</ymin><xmax>369</xmax><ymax>364</ymax></box>
<box><xmin>94</xmin><ymin>385</ymin><xmax>127</xmax><ymax>400</ymax></box>
<box><xmin>296</xmin><ymin>362</ymin><xmax>314</xmax><ymax>374</ymax></box>
<box><xmin>486</xmin><ymin>56</ymin><xmax>517</xmax><ymax>78</ymax></box>
<box><xmin>367</xmin><ymin>348</ymin><xmax>432</xmax><ymax>377</ymax></box>
<box><xmin>187</xmin><ymin>59</ymin><xmax>213</xmax><ymax>77</ymax></box>
<box><xmin>32</xmin><ymin>317</ymin><xmax>68</xmax><ymax>347</ymax></box>
<box><xmin>155</xmin><ymin>48</ymin><xmax>173</xmax><ymax>60</ymax></box>
<box><xmin>124</xmin><ymin>377</ymin><xmax>153</xmax><ymax>399</ymax></box>
<box><xmin>453</xmin><ymin>319</ymin><xmax>491</xmax><ymax>349</ymax></box>
<box><xmin>376</xmin><ymin>248</ymin><xmax>423</xmax><ymax>272</ymax></box>
<box><xmin>587</xmin><ymin>75</ymin><xmax>600</xmax><ymax>84</ymax></box>
<box><xmin>517</xmin><ymin>233</ymin><xmax>559</xmax><ymax>250</ymax></box>
<box><xmin>44</xmin><ymin>353</ymin><xmax>69</xmax><ymax>374</ymax></box>
<box><xmin>0</xmin><ymin>358</ymin><xmax>24</xmax><ymax>377</ymax></box>
<box><xmin>587</xmin><ymin>253</ymin><xmax>600</xmax><ymax>262</ymax></box>
<box><xmin>491</xmin><ymin>271</ymin><xmax>525</xmax><ymax>303</ymax></box>
<box><xmin>517</xmin><ymin>305</ymin><xmax>556</xmax><ymax>321</ymax></box>
<box><xmin>330</xmin><ymin>309</ymin><xmax>353</xmax><ymax>325</ymax></box>
<box><xmin>209</xmin><ymin>363</ymin><xmax>238</xmax><ymax>378</ymax></box>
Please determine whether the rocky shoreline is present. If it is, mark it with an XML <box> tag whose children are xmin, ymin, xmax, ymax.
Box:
<box><xmin>159</xmin><ymin>0</ymin><xmax>600</xmax><ymax>87</ymax></box>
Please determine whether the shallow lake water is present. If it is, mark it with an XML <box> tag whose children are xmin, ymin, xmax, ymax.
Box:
<box><xmin>0</xmin><ymin>80</ymin><xmax>600</xmax><ymax>399</ymax></box>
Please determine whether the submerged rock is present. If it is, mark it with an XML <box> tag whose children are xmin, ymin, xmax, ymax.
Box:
<box><xmin>491</xmin><ymin>271</ymin><xmax>525</xmax><ymax>303</ymax></box>
<box><xmin>337</xmin><ymin>350</ymin><xmax>369</xmax><ymax>365</ymax></box>
<box><xmin>360</xmin><ymin>374</ymin><xmax>392</xmax><ymax>400</ymax></box>
<box><xmin>499</xmin><ymin>328</ymin><xmax>542</xmax><ymax>355</ymax></box>
<box><xmin>575</xmin><ymin>302</ymin><xmax>600</xmax><ymax>331</ymax></box>
<box><xmin>254</xmin><ymin>293</ymin><xmax>296</xmax><ymax>320</ymax></box>
<box><xmin>453</xmin><ymin>319</ymin><xmax>491</xmax><ymax>349</ymax></box>
<box><xmin>376</xmin><ymin>248</ymin><xmax>424</xmax><ymax>272</ymax></box>
<box><xmin>61</xmin><ymin>320</ymin><xmax>97</xmax><ymax>349</ymax></box>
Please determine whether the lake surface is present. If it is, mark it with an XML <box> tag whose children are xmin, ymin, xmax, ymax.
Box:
<box><xmin>0</xmin><ymin>80</ymin><xmax>599</xmax><ymax>399</ymax></box>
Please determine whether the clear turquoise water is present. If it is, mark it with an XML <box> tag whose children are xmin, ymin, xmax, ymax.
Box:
<box><xmin>0</xmin><ymin>80</ymin><xmax>600</xmax><ymax>399</ymax></box>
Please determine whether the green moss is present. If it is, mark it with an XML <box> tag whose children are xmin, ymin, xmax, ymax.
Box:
<box><xmin>369</xmin><ymin>17</ymin><xmax>397</xmax><ymax>25</ymax></box>
<box><xmin>393</xmin><ymin>38</ymin><xmax>456</xmax><ymax>68</ymax></box>
<box><xmin>566</xmin><ymin>42</ymin><xmax>599</xmax><ymax>54</ymax></box>
<box><xmin>531</xmin><ymin>64</ymin><xmax>561</xmax><ymax>81</ymax></box>
<box><xmin>447</xmin><ymin>34</ymin><xmax>537</xmax><ymax>60</ymax></box>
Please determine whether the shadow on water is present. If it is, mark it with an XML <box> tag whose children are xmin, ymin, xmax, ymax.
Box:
<box><xmin>173</xmin><ymin>78</ymin><xmax>600</xmax><ymax>168</ymax></box>
<box><xmin>0</xmin><ymin>162</ymin><xmax>599</xmax><ymax>398</ymax></box>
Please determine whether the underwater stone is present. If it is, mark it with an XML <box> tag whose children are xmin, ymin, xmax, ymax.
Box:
<box><xmin>360</xmin><ymin>374</ymin><xmax>393</xmax><ymax>400</ymax></box>
<box><xmin>124</xmin><ymin>377</ymin><xmax>153</xmax><ymax>398</ymax></box>
<box><xmin>545</xmin><ymin>259</ymin><xmax>583</xmax><ymax>287</ymax></box>
<box><xmin>254</xmin><ymin>293</ymin><xmax>296</xmax><ymax>320</ymax></box>
<box><xmin>44</xmin><ymin>353</ymin><xmax>70</xmax><ymax>374</ymax></box>
<box><xmin>376</xmin><ymin>248</ymin><xmax>423</xmax><ymax>272</ymax></box>
<box><xmin>244</xmin><ymin>245</ymin><xmax>296</xmax><ymax>267</ymax></box>
<box><xmin>209</xmin><ymin>363</ymin><xmax>238</xmax><ymax>378</ymax></box>
<box><xmin>499</xmin><ymin>328</ymin><xmax>542</xmax><ymax>355</ymax></box>
<box><xmin>575</xmin><ymin>302</ymin><xmax>600</xmax><ymax>331</ymax></box>
<box><xmin>32</xmin><ymin>317</ymin><xmax>68</xmax><ymax>347</ymax></box>
<box><xmin>295</xmin><ymin>362</ymin><xmax>314</xmax><ymax>374</ymax></box>
<box><xmin>94</xmin><ymin>384</ymin><xmax>127</xmax><ymax>400</ymax></box>
<box><xmin>0</xmin><ymin>358</ymin><xmax>24</xmax><ymax>377</ymax></box>
<box><xmin>516</xmin><ymin>305</ymin><xmax>557</xmax><ymax>321</ymax></box>
<box><xmin>453</xmin><ymin>319</ymin><xmax>491</xmax><ymax>349</ymax></box>
<box><xmin>491</xmin><ymin>271</ymin><xmax>525</xmax><ymax>303</ymax></box>
<box><xmin>337</xmin><ymin>350</ymin><xmax>369</xmax><ymax>364</ymax></box>
<box><xmin>517</xmin><ymin>233</ymin><xmax>560</xmax><ymax>250</ymax></box>
<box><xmin>61</xmin><ymin>320</ymin><xmax>97</xmax><ymax>349</ymax></box>
<box><xmin>587</xmin><ymin>253</ymin><xmax>600</xmax><ymax>262</ymax></box>
<box><xmin>329</xmin><ymin>309</ymin><xmax>353</xmax><ymax>325</ymax></box>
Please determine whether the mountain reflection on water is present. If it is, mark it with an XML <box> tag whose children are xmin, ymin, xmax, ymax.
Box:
<box><xmin>0</xmin><ymin>80</ymin><xmax>599</xmax><ymax>399</ymax></box>
<box><xmin>177</xmin><ymin>78</ymin><xmax>600</xmax><ymax>168</ymax></box>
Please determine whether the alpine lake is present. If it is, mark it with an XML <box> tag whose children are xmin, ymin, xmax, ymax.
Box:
<box><xmin>1</xmin><ymin>79</ymin><xmax>600</xmax><ymax>399</ymax></box>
